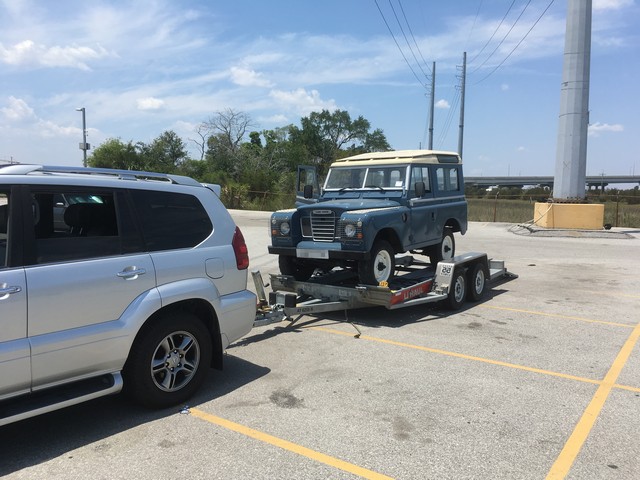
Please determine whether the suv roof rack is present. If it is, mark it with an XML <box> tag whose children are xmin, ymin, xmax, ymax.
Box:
<box><xmin>0</xmin><ymin>164</ymin><xmax>202</xmax><ymax>187</ymax></box>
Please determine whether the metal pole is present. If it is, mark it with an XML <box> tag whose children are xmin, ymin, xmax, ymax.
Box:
<box><xmin>76</xmin><ymin>107</ymin><xmax>87</xmax><ymax>166</ymax></box>
<box><xmin>458</xmin><ymin>52</ymin><xmax>467</xmax><ymax>158</ymax></box>
<box><xmin>428</xmin><ymin>62</ymin><xmax>435</xmax><ymax>150</ymax></box>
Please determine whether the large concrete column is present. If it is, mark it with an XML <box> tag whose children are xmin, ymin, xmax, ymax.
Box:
<box><xmin>553</xmin><ymin>0</ymin><xmax>592</xmax><ymax>200</ymax></box>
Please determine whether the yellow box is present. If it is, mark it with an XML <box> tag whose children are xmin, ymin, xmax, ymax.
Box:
<box><xmin>533</xmin><ymin>203</ymin><xmax>604</xmax><ymax>230</ymax></box>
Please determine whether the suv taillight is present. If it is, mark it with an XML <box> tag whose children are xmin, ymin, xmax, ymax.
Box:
<box><xmin>232</xmin><ymin>226</ymin><xmax>250</xmax><ymax>270</ymax></box>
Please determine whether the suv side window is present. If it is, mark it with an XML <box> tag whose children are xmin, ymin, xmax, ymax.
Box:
<box><xmin>31</xmin><ymin>188</ymin><xmax>122</xmax><ymax>264</ymax></box>
<box><xmin>129</xmin><ymin>190</ymin><xmax>212</xmax><ymax>251</ymax></box>
<box><xmin>0</xmin><ymin>190</ymin><xmax>8</xmax><ymax>268</ymax></box>
<box><xmin>435</xmin><ymin>166</ymin><xmax>460</xmax><ymax>192</ymax></box>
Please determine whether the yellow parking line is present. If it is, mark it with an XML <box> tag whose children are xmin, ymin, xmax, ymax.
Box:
<box><xmin>546</xmin><ymin>322</ymin><xmax>640</xmax><ymax>479</ymax></box>
<box><xmin>478</xmin><ymin>304</ymin><xmax>634</xmax><ymax>328</ymax></box>
<box><xmin>190</xmin><ymin>408</ymin><xmax>394</xmax><ymax>480</ymax></box>
<box><xmin>312</xmin><ymin>326</ymin><xmax>640</xmax><ymax>393</ymax></box>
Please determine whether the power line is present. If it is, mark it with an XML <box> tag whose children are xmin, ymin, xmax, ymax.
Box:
<box><xmin>470</xmin><ymin>0</ymin><xmax>533</xmax><ymax>74</ymax></box>
<box><xmin>474</xmin><ymin>0</ymin><xmax>556</xmax><ymax>84</ymax></box>
<box><xmin>468</xmin><ymin>0</ymin><xmax>517</xmax><ymax>66</ymax></box>
<box><xmin>396</xmin><ymin>0</ymin><xmax>433</xmax><ymax>79</ymax></box>
<box><xmin>374</xmin><ymin>0</ymin><xmax>428</xmax><ymax>88</ymax></box>
<box><xmin>388</xmin><ymin>0</ymin><xmax>431</xmax><ymax>82</ymax></box>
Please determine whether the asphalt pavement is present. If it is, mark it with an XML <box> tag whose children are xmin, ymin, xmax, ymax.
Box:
<box><xmin>1</xmin><ymin>212</ymin><xmax>639</xmax><ymax>480</ymax></box>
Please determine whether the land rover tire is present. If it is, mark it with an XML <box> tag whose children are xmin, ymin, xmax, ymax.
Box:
<box><xmin>124</xmin><ymin>311</ymin><xmax>212</xmax><ymax>408</ymax></box>
<box><xmin>358</xmin><ymin>239</ymin><xmax>395</xmax><ymax>285</ymax></box>
<box><xmin>429</xmin><ymin>229</ymin><xmax>455</xmax><ymax>265</ymax></box>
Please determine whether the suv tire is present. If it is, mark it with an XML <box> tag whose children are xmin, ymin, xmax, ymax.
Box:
<box><xmin>429</xmin><ymin>229</ymin><xmax>455</xmax><ymax>265</ymax></box>
<box><xmin>124</xmin><ymin>312</ymin><xmax>212</xmax><ymax>408</ymax></box>
<box><xmin>358</xmin><ymin>239</ymin><xmax>395</xmax><ymax>285</ymax></box>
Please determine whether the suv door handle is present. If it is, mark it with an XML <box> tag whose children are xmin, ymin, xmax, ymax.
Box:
<box><xmin>116</xmin><ymin>267</ymin><xmax>147</xmax><ymax>279</ymax></box>
<box><xmin>0</xmin><ymin>285</ymin><xmax>22</xmax><ymax>295</ymax></box>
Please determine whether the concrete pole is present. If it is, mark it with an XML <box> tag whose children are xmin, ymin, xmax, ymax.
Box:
<box><xmin>428</xmin><ymin>62</ymin><xmax>435</xmax><ymax>150</ymax></box>
<box><xmin>553</xmin><ymin>0</ymin><xmax>592</xmax><ymax>200</ymax></box>
<box><xmin>458</xmin><ymin>52</ymin><xmax>466</xmax><ymax>158</ymax></box>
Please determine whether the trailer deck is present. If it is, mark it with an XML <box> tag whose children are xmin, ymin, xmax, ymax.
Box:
<box><xmin>253</xmin><ymin>252</ymin><xmax>516</xmax><ymax>329</ymax></box>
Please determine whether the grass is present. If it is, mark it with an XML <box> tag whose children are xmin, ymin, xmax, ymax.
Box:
<box><xmin>467</xmin><ymin>197</ymin><xmax>640</xmax><ymax>228</ymax></box>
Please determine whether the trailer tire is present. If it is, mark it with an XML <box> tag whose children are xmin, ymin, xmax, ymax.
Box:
<box><xmin>358</xmin><ymin>240</ymin><xmax>395</xmax><ymax>285</ymax></box>
<box><xmin>278</xmin><ymin>255</ymin><xmax>315</xmax><ymax>281</ymax></box>
<box><xmin>466</xmin><ymin>262</ymin><xmax>487</xmax><ymax>302</ymax></box>
<box><xmin>446</xmin><ymin>269</ymin><xmax>466</xmax><ymax>310</ymax></box>
<box><xmin>429</xmin><ymin>229</ymin><xmax>455</xmax><ymax>265</ymax></box>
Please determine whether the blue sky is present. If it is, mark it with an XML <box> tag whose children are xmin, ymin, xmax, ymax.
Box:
<box><xmin>0</xmin><ymin>0</ymin><xmax>637</xmax><ymax>178</ymax></box>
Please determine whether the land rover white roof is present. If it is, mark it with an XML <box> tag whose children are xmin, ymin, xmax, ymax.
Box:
<box><xmin>331</xmin><ymin>149</ymin><xmax>462</xmax><ymax>167</ymax></box>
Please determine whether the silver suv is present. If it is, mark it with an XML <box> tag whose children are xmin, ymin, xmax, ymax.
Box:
<box><xmin>0</xmin><ymin>165</ymin><xmax>256</xmax><ymax>426</ymax></box>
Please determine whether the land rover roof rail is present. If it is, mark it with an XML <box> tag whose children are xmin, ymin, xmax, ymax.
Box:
<box><xmin>333</xmin><ymin>149</ymin><xmax>461</xmax><ymax>165</ymax></box>
<box><xmin>0</xmin><ymin>164</ymin><xmax>202</xmax><ymax>186</ymax></box>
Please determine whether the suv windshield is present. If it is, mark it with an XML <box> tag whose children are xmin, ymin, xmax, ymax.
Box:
<box><xmin>325</xmin><ymin>166</ymin><xmax>406</xmax><ymax>190</ymax></box>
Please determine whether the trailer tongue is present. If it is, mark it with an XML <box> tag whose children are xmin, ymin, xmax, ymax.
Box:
<box><xmin>253</xmin><ymin>252</ymin><xmax>516</xmax><ymax>330</ymax></box>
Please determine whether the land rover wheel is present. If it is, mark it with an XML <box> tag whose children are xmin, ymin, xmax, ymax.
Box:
<box><xmin>124</xmin><ymin>312</ymin><xmax>212</xmax><ymax>408</ymax></box>
<box><xmin>429</xmin><ymin>229</ymin><xmax>455</xmax><ymax>265</ymax></box>
<box><xmin>358</xmin><ymin>240</ymin><xmax>395</xmax><ymax>285</ymax></box>
<box><xmin>278</xmin><ymin>255</ymin><xmax>315</xmax><ymax>281</ymax></box>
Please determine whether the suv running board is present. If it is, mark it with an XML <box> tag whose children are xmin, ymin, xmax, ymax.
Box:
<box><xmin>0</xmin><ymin>373</ymin><xmax>123</xmax><ymax>427</ymax></box>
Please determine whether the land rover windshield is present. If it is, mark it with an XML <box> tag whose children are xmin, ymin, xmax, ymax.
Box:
<box><xmin>324</xmin><ymin>166</ymin><xmax>407</xmax><ymax>190</ymax></box>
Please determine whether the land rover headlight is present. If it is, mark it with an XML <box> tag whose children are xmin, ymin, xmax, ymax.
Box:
<box><xmin>280</xmin><ymin>221</ymin><xmax>291</xmax><ymax>235</ymax></box>
<box><xmin>344</xmin><ymin>223</ymin><xmax>356</xmax><ymax>237</ymax></box>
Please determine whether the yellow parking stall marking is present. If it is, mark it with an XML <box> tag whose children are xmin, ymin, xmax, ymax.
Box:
<box><xmin>478</xmin><ymin>304</ymin><xmax>634</xmax><ymax>329</ymax></box>
<box><xmin>312</xmin><ymin>326</ymin><xmax>640</xmax><ymax>393</ymax></box>
<box><xmin>545</xmin><ymin>321</ymin><xmax>640</xmax><ymax>479</ymax></box>
<box><xmin>190</xmin><ymin>408</ymin><xmax>394</xmax><ymax>480</ymax></box>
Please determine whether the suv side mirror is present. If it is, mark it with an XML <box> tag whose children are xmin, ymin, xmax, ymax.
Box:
<box><xmin>303</xmin><ymin>184</ymin><xmax>314</xmax><ymax>199</ymax></box>
<box><xmin>415</xmin><ymin>181</ymin><xmax>426</xmax><ymax>198</ymax></box>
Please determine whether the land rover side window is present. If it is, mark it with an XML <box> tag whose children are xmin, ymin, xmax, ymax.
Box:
<box><xmin>410</xmin><ymin>167</ymin><xmax>431</xmax><ymax>196</ymax></box>
<box><xmin>31</xmin><ymin>189</ymin><xmax>120</xmax><ymax>264</ymax></box>
<box><xmin>435</xmin><ymin>167</ymin><xmax>460</xmax><ymax>192</ymax></box>
<box><xmin>130</xmin><ymin>190</ymin><xmax>212</xmax><ymax>251</ymax></box>
<box><xmin>0</xmin><ymin>191</ymin><xmax>9</xmax><ymax>268</ymax></box>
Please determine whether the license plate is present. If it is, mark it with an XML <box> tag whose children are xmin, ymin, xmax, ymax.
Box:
<box><xmin>296</xmin><ymin>248</ymin><xmax>329</xmax><ymax>259</ymax></box>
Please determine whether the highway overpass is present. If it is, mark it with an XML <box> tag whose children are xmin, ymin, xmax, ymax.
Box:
<box><xmin>464</xmin><ymin>175</ymin><xmax>640</xmax><ymax>190</ymax></box>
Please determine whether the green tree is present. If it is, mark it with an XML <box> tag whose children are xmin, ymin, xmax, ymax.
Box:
<box><xmin>139</xmin><ymin>130</ymin><xmax>189</xmax><ymax>173</ymax></box>
<box><xmin>290</xmin><ymin>109</ymin><xmax>391</xmax><ymax>173</ymax></box>
<box><xmin>87</xmin><ymin>138</ymin><xmax>142</xmax><ymax>170</ymax></box>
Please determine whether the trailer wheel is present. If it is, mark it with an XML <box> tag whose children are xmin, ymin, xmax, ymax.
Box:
<box><xmin>446</xmin><ymin>269</ymin><xmax>466</xmax><ymax>310</ymax></box>
<box><xmin>358</xmin><ymin>240</ymin><xmax>395</xmax><ymax>285</ymax></box>
<box><xmin>429</xmin><ymin>229</ymin><xmax>455</xmax><ymax>265</ymax></box>
<box><xmin>466</xmin><ymin>263</ymin><xmax>487</xmax><ymax>302</ymax></box>
<box><xmin>279</xmin><ymin>255</ymin><xmax>315</xmax><ymax>281</ymax></box>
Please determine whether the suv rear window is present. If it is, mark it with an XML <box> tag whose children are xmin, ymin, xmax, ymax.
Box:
<box><xmin>130</xmin><ymin>190</ymin><xmax>212</xmax><ymax>251</ymax></box>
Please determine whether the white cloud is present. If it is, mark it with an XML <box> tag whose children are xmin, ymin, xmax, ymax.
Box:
<box><xmin>588</xmin><ymin>122</ymin><xmax>624</xmax><ymax>136</ymax></box>
<box><xmin>1</xmin><ymin>96</ymin><xmax>35</xmax><ymax>121</ymax></box>
<box><xmin>136</xmin><ymin>97</ymin><xmax>165</xmax><ymax>111</ymax></box>
<box><xmin>501</xmin><ymin>84</ymin><xmax>510</xmax><ymax>91</ymax></box>
<box><xmin>435</xmin><ymin>99</ymin><xmax>450</xmax><ymax>109</ymax></box>
<box><xmin>593</xmin><ymin>0</ymin><xmax>634</xmax><ymax>10</ymax></box>
<box><xmin>0</xmin><ymin>40</ymin><xmax>113</xmax><ymax>70</ymax></box>
<box><xmin>229</xmin><ymin>66</ymin><xmax>273</xmax><ymax>88</ymax></box>
<box><xmin>517</xmin><ymin>146</ymin><xmax>526</xmax><ymax>152</ymax></box>
<box><xmin>269</xmin><ymin>88</ymin><xmax>337</xmax><ymax>115</ymax></box>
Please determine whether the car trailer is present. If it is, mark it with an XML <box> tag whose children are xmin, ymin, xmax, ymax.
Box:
<box><xmin>253</xmin><ymin>252</ymin><xmax>516</xmax><ymax>335</ymax></box>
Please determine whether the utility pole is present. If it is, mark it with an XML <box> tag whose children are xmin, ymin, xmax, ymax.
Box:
<box><xmin>553</xmin><ymin>0</ymin><xmax>591</xmax><ymax>199</ymax></box>
<box><xmin>457</xmin><ymin>52</ymin><xmax>467</xmax><ymax>158</ymax></box>
<box><xmin>428</xmin><ymin>61</ymin><xmax>435</xmax><ymax>150</ymax></box>
<box><xmin>76</xmin><ymin>107</ymin><xmax>90</xmax><ymax>166</ymax></box>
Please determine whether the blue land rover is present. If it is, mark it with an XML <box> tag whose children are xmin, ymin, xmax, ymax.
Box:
<box><xmin>268</xmin><ymin>150</ymin><xmax>468</xmax><ymax>285</ymax></box>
